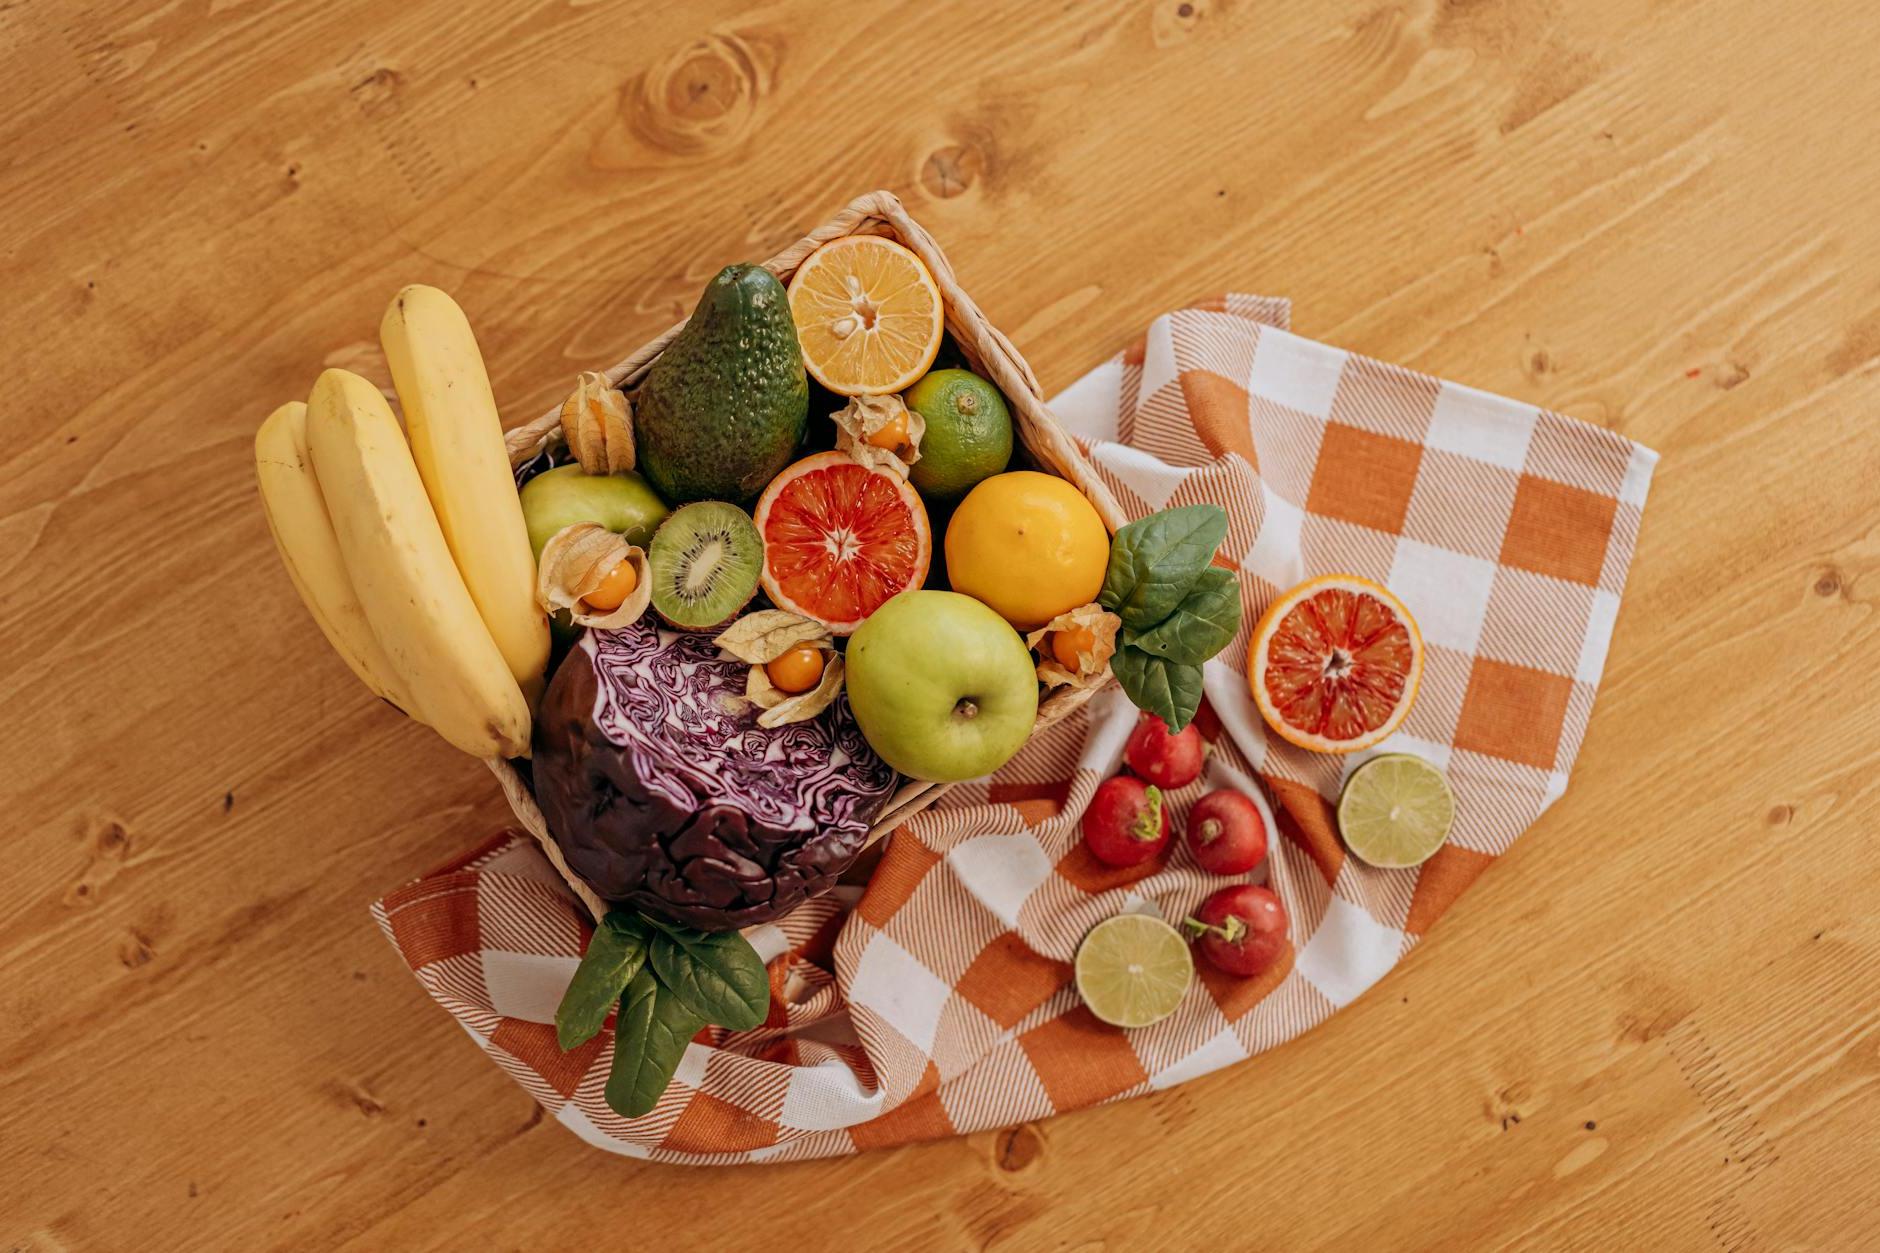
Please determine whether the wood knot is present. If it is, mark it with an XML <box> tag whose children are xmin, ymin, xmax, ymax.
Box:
<box><xmin>326</xmin><ymin>1081</ymin><xmax>387</xmax><ymax>1119</ymax></box>
<box><xmin>1529</xmin><ymin>347</ymin><xmax>1552</xmax><ymax>375</ymax></box>
<box><xmin>1485</xmin><ymin>1084</ymin><xmax>1533</xmax><ymax>1131</ymax></box>
<box><xmin>118</xmin><ymin>928</ymin><xmax>156</xmax><ymax>969</ymax></box>
<box><xmin>1765</xmin><ymin>803</ymin><xmax>1792</xmax><ymax>827</ymax></box>
<box><xmin>350</xmin><ymin>66</ymin><xmax>404</xmax><ymax>117</ymax></box>
<box><xmin>97</xmin><ymin>820</ymin><xmax>131</xmax><ymax>857</ymax></box>
<box><xmin>1617</xmin><ymin>1005</ymin><xmax>1687</xmax><ymax>1044</ymax></box>
<box><xmin>628</xmin><ymin>33</ymin><xmax>771</xmax><ymax>159</ymax></box>
<box><xmin>921</xmin><ymin>144</ymin><xmax>983</xmax><ymax>199</ymax></box>
<box><xmin>1153</xmin><ymin>0</ymin><xmax>1206</xmax><ymax>45</ymax></box>
<box><xmin>995</xmin><ymin>1122</ymin><xmax>1044</xmax><ymax>1172</ymax></box>
<box><xmin>66</xmin><ymin>818</ymin><xmax>134</xmax><ymax>907</ymax></box>
<box><xmin>1813</xmin><ymin>568</ymin><xmax>1844</xmax><ymax>599</ymax></box>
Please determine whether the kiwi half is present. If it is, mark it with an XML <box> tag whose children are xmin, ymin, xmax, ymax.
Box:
<box><xmin>647</xmin><ymin>501</ymin><xmax>764</xmax><ymax>630</ymax></box>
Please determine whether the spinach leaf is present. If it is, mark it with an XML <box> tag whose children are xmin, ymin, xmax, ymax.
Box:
<box><xmin>1125</xmin><ymin>566</ymin><xmax>1243</xmax><ymax>666</ymax></box>
<box><xmin>1099</xmin><ymin>505</ymin><xmax>1229</xmax><ymax>631</ymax></box>
<box><xmin>647</xmin><ymin>923</ymin><xmax>770</xmax><ymax>1032</ymax></box>
<box><xmin>555</xmin><ymin>911</ymin><xmax>651</xmax><ymax>1051</ymax></box>
<box><xmin>1111</xmin><ymin>645</ymin><xmax>1205</xmax><ymax>732</ymax></box>
<box><xmin>605</xmin><ymin>967</ymin><xmax>706</xmax><ymax>1119</ymax></box>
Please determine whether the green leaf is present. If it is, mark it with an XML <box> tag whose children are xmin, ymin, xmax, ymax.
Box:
<box><xmin>555</xmin><ymin>911</ymin><xmax>650</xmax><ymax>1051</ymax></box>
<box><xmin>1111</xmin><ymin>645</ymin><xmax>1205</xmax><ymax>732</ymax></box>
<box><xmin>1126</xmin><ymin>567</ymin><xmax>1244</xmax><ymax>666</ymax></box>
<box><xmin>605</xmin><ymin>967</ymin><xmax>706</xmax><ymax>1119</ymax></box>
<box><xmin>647</xmin><ymin>924</ymin><xmax>770</xmax><ymax>1032</ymax></box>
<box><xmin>1099</xmin><ymin>505</ymin><xmax>1230</xmax><ymax>632</ymax></box>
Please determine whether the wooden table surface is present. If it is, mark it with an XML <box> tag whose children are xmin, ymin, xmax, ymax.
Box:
<box><xmin>6</xmin><ymin>0</ymin><xmax>1878</xmax><ymax>1248</ymax></box>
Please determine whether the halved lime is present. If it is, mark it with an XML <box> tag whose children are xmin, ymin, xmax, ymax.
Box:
<box><xmin>1074</xmin><ymin>913</ymin><xmax>1194</xmax><ymax>1029</ymax></box>
<box><xmin>1337</xmin><ymin>753</ymin><xmax>1455</xmax><ymax>868</ymax></box>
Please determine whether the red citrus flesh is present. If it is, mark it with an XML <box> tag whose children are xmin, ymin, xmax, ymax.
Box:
<box><xmin>754</xmin><ymin>452</ymin><xmax>932</xmax><ymax>634</ymax></box>
<box><xmin>1261</xmin><ymin>585</ymin><xmax>1417</xmax><ymax>747</ymax></box>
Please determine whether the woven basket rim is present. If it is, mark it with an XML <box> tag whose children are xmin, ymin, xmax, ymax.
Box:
<box><xmin>499</xmin><ymin>189</ymin><xmax>1121</xmax><ymax>921</ymax></box>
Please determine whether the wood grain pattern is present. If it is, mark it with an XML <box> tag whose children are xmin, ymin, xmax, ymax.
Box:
<box><xmin>3</xmin><ymin>0</ymin><xmax>1877</xmax><ymax>1248</ymax></box>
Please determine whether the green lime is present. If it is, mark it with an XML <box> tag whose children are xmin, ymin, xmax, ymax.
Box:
<box><xmin>904</xmin><ymin>368</ymin><xmax>1013</xmax><ymax>504</ymax></box>
<box><xmin>1074</xmin><ymin>913</ymin><xmax>1194</xmax><ymax>1029</ymax></box>
<box><xmin>1337</xmin><ymin>753</ymin><xmax>1455</xmax><ymax>868</ymax></box>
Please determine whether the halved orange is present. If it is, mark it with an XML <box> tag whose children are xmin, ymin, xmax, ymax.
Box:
<box><xmin>1248</xmin><ymin>574</ymin><xmax>1422</xmax><ymax>755</ymax></box>
<box><xmin>787</xmin><ymin>235</ymin><xmax>944</xmax><ymax>395</ymax></box>
<box><xmin>753</xmin><ymin>452</ymin><xmax>932</xmax><ymax>634</ymax></box>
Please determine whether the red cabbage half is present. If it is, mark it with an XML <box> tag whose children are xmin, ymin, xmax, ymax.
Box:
<box><xmin>532</xmin><ymin>620</ymin><xmax>899</xmax><ymax>931</ymax></box>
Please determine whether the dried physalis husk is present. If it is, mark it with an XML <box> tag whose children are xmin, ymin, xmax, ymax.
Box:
<box><xmin>560</xmin><ymin>371</ymin><xmax>636</xmax><ymax>474</ymax></box>
<box><xmin>535</xmin><ymin>522</ymin><xmax>650</xmax><ymax>628</ymax></box>
<box><xmin>715</xmin><ymin>609</ymin><xmax>843</xmax><ymax>727</ymax></box>
<box><xmin>1025</xmin><ymin>603</ymin><xmax>1121</xmax><ymax>689</ymax></box>
<box><xmin>832</xmin><ymin>393</ymin><xmax>925</xmax><ymax>478</ymax></box>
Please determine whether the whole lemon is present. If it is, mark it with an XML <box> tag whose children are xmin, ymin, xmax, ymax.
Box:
<box><xmin>944</xmin><ymin>471</ymin><xmax>1110</xmax><ymax>630</ymax></box>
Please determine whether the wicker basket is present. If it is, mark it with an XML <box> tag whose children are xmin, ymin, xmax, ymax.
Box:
<box><xmin>492</xmin><ymin>189</ymin><xmax>1127</xmax><ymax>920</ymax></box>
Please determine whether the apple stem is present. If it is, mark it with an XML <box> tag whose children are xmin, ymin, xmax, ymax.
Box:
<box><xmin>953</xmin><ymin>698</ymin><xmax>979</xmax><ymax>721</ymax></box>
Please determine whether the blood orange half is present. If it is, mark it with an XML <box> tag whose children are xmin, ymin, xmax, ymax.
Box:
<box><xmin>1248</xmin><ymin>574</ymin><xmax>1423</xmax><ymax>755</ymax></box>
<box><xmin>753</xmin><ymin>452</ymin><xmax>932</xmax><ymax>634</ymax></box>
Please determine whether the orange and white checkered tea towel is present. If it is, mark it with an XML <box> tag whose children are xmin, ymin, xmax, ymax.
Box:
<box><xmin>375</xmin><ymin>294</ymin><xmax>1657</xmax><ymax>1164</ymax></box>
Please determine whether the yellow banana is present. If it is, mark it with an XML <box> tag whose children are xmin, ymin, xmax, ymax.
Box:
<box><xmin>380</xmin><ymin>285</ymin><xmax>549</xmax><ymax>702</ymax></box>
<box><xmin>254</xmin><ymin>401</ymin><xmax>422</xmax><ymax>719</ymax></box>
<box><xmin>305</xmin><ymin>368</ymin><xmax>531</xmax><ymax>759</ymax></box>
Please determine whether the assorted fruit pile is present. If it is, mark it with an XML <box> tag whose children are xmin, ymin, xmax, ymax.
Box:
<box><xmin>254</xmin><ymin>228</ymin><xmax>1456</xmax><ymax>1115</ymax></box>
<box><xmin>1073</xmin><ymin>713</ymin><xmax>1292</xmax><ymax>1027</ymax></box>
<box><xmin>1073</xmin><ymin>571</ymin><xmax>1460</xmax><ymax>1028</ymax></box>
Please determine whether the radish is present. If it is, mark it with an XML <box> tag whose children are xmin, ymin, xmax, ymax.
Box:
<box><xmin>1185</xmin><ymin>884</ymin><xmax>1288</xmax><ymax>977</ymax></box>
<box><xmin>1082</xmin><ymin>776</ymin><xmax>1171</xmax><ymax>867</ymax></box>
<box><xmin>1124</xmin><ymin>713</ymin><xmax>1204</xmax><ymax>790</ymax></box>
<box><xmin>1184</xmin><ymin>789</ymin><xmax>1268</xmax><ymax>876</ymax></box>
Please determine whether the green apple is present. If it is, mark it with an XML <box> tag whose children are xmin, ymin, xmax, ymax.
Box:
<box><xmin>519</xmin><ymin>464</ymin><xmax>669</xmax><ymax>558</ymax></box>
<box><xmin>845</xmin><ymin>590</ymin><xmax>1039</xmax><ymax>782</ymax></box>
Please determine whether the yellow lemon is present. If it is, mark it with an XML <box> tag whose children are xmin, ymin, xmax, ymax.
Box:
<box><xmin>944</xmin><ymin>471</ymin><xmax>1109</xmax><ymax>630</ymax></box>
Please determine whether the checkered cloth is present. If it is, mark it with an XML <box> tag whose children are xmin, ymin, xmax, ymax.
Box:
<box><xmin>375</xmin><ymin>294</ymin><xmax>1657</xmax><ymax>1163</ymax></box>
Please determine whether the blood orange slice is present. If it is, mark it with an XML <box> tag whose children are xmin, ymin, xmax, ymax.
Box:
<box><xmin>1248</xmin><ymin>574</ymin><xmax>1422</xmax><ymax>755</ymax></box>
<box><xmin>753</xmin><ymin>452</ymin><xmax>932</xmax><ymax>634</ymax></box>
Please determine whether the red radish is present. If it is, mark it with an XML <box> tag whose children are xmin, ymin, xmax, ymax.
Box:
<box><xmin>1124</xmin><ymin>713</ymin><xmax>1204</xmax><ymax>790</ymax></box>
<box><xmin>1184</xmin><ymin>884</ymin><xmax>1288</xmax><ymax>977</ymax></box>
<box><xmin>1184</xmin><ymin>789</ymin><xmax>1268</xmax><ymax>876</ymax></box>
<box><xmin>1082</xmin><ymin>776</ymin><xmax>1171</xmax><ymax>867</ymax></box>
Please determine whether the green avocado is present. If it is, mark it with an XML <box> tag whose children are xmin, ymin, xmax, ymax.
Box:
<box><xmin>633</xmin><ymin>264</ymin><xmax>809</xmax><ymax>503</ymax></box>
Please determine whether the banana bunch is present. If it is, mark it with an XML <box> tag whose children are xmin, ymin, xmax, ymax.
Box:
<box><xmin>254</xmin><ymin>287</ymin><xmax>548</xmax><ymax>759</ymax></box>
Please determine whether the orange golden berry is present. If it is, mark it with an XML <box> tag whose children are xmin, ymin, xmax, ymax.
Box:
<box><xmin>581</xmin><ymin>558</ymin><xmax>639</xmax><ymax>612</ymax></box>
<box><xmin>765</xmin><ymin>645</ymin><xmax>826</xmax><ymax>694</ymax></box>
<box><xmin>866</xmin><ymin>412</ymin><xmax>910</xmax><ymax>450</ymax></box>
<box><xmin>1051</xmin><ymin>625</ymin><xmax>1096</xmax><ymax>669</ymax></box>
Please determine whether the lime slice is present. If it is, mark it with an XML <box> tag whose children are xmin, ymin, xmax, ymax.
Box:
<box><xmin>1074</xmin><ymin>913</ymin><xmax>1194</xmax><ymax>1029</ymax></box>
<box><xmin>1337</xmin><ymin>753</ymin><xmax>1455</xmax><ymax>868</ymax></box>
